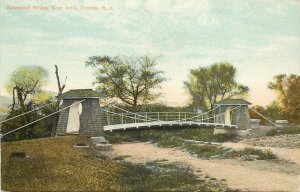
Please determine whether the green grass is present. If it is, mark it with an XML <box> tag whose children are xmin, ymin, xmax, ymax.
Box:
<box><xmin>2</xmin><ymin>136</ymin><xmax>235</xmax><ymax>191</ymax></box>
<box><xmin>105</xmin><ymin>126</ymin><xmax>237</xmax><ymax>146</ymax></box>
<box><xmin>185</xmin><ymin>144</ymin><xmax>225</xmax><ymax>159</ymax></box>
<box><xmin>266</xmin><ymin>126</ymin><xmax>300</xmax><ymax>136</ymax></box>
<box><xmin>225</xmin><ymin>148</ymin><xmax>277</xmax><ymax>160</ymax></box>
<box><xmin>281</xmin><ymin>126</ymin><xmax>300</xmax><ymax>134</ymax></box>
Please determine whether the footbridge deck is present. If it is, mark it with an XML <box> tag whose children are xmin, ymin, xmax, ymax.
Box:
<box><xmin>103</xmin><ymin>120</ymin><xmax>238</xmax><ymax>131</ymax></box>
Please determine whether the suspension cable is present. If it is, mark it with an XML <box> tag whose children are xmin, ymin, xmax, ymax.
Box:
<box><xmin>2</xmin><ymin>99</ymin><xmax>85</xmax><ymax>137</ymax></box>
<box><xmin>111</xmin><ymin>105</ymin><xmax>158</xmax><ymax>121</ymax></box>
<box><xmin>185</xmin><ymin>105</ymin><xmax>220</xmax><ymax>121</ymax></box>
<box><xmin>0</xmin><ymin>100</ymin><xmax>58</xmax><ymax>124</ymax></box>
<box><xmin>249</xmin><ymin>108</ymin><xmax>277</xmax><ymax>126</ymax></box>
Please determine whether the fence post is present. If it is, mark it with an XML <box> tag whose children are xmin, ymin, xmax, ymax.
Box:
<box><xmin>158</xmin><ymin>112</ymin><xmax>160</xmax><ymax>121</ymax></box>
<box><xmin>121</xmin><ymin>113</ymin><xmax>123</xmax><ymax>124</ymax></box>
<box><xmin>202</xmin><ymin>115</ymin><xmax>203</xmax><ymax>122</ymax></box>
<box><xmin>135</xmin><ymin>114</ymin><xmax>137</xmax><ymax>123</ymax></box>
<box><xmin>166</xmin><ymin>113</ymin><xmax>168</xmax><ymax>121</ymax></box>
<box><xmin>184</xmin><ymin>113</ymin><xmax>186</xmax><ymax>121</ymax></box>
<box><xmin>178</xmin><ymin>112</ymin><xmax>181</xmax><ymax>122</ymax></box>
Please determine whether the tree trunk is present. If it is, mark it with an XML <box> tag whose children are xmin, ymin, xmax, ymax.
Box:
<box><xmin>51</xmin><ymin>65</ymin><xmax>66</xmax><ymax>136</ymax></box>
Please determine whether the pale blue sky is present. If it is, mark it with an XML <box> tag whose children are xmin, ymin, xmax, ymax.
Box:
<box><xmin>1</xmin><ymin>0</ymin><xmax>299</xmax><ymax>106</ymax></box>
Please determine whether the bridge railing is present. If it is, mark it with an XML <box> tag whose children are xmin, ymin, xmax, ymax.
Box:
<box><xmin>100</xmin><ymin>110</ymin><xmax>216</xmax><ymax>126</ymax></box>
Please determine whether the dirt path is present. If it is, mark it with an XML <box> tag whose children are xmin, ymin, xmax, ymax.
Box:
<box><xmin>108</xmin><ymin>142</ymin><xmax>300</xmax><ymax>192</ymax></box>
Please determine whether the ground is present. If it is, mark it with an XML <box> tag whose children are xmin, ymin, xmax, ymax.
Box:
<box><xmin>2</xmin><ymin>127</ymin><xmax>300</xmax><ymax>191</ymax></box>
<box><xmin>108</xmin><ymin>140</ymin><xmax>300</xmax><ymax>191</ymax></box>
<box><xmin>104</xmin><ymin>128</ymin><xmax>300</xmax><ymax>192</ymax></box>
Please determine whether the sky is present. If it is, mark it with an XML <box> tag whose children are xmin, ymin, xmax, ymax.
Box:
<box><xmin>0</xmin><ymin>0</ymin><xmax>299</xmax><ymax>107</ymax></box>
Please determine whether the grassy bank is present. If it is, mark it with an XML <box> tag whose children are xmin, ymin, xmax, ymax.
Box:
<box><xmin>105</xmin><ymin>126</ymin><xmax>237</xmax><ymax>144</ymax></box>
<box><xmin>2</xmin><ymin>136</ymin><xmax>236</xmax><ymax>191</ymax></box>
<box><xmin>266</xmin><ymin>126</ymin><xmax>300</xmax><ymax>136</ymax></box>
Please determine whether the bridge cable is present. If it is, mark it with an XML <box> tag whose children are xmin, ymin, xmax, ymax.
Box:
<box><xmin>249</xmin><ymin>108</ymin><xmax>277</xmax><ymax>126</ymax></box>
<box><xmin>111</xmin><ymin>105</ymin><xmax>158</xmax><ymax>121</ymax></box>
<box><xmin>2</xmin><ymin>99</ymin><xmax>85</xmax><ymax>137</ymax></box>
<box><xmin>0</xmin><ymin>100</ymin><xmax>58</xmax><ymax>124</ymax></box>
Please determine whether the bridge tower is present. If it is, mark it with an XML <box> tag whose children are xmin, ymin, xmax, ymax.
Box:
<box><xmin>214</xmin><ymin>99</ymin><xmax>251</xmax><ymax>130</ymax></box>
<box><xmin>56</xmin><ymin>89</ymin><xmax>104</xmax><ymax>137</ymax></box>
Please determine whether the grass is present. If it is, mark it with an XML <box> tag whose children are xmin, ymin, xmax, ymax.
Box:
<box><xmin>185</xmin><ymin>144</ymin><xmax>225</xmax><ymax>159</ymax></box>
<box><xmin>118</xmin><ymin>162</ymin><xmax>217</xmax><ymax>191</ymax></box>
<box><xmin>266</xmin><ymin>126</ymin><xmax>300</xmax><ymax>136</ymax></box>
<box><xmin>2</xmin><ymin>136</ymin><xmax>123</xmax><ymax>191</ymax></box>
<box><xmin>105</xmin><ymin>126</ymin><xmax>237</xmax><ymax>145</ymax></box>
<box><xmin>225</xmin><ymin>148</ymin><xmax>277</xmax><ymax>160</ymax></box>
<box><xmin>2</xmin><ymin>136</ymin><xmax>235</xmax><ymax>191</ymax></box>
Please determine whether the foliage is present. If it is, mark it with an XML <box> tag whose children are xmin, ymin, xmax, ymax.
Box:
<box><xmin>6</xmin><ymin>65</ymin><xmax>49</xmax><ymax>113</ymax></box>
<box><xmin>1</xmin><ymin>99</ymin><xmax>56</xmax><ymax>142</ymax></box>
<box><xmin>184</xmin><ymin>62</ymin><xmax>249</xmax><ymax>111</ymax></box>
<box><xmin>86</xmin><ymin>55</ymin><xmax>166</xmax><ymax>109</ymax></box>
<box><xmin>2</xmin><ymin>65</ymin><xmax>55</xmax><ymax>141</ymax></box>
<box><xmin>225</xmin><ymin>148</ymin><xmax>277</xmax><ymax>160</ymax></box>
<box><xmin>250</xmin><ymin>102</ymin><xmax>284</xmax><ymax>125</ymax></box>
<box><xmin>268</xmin><ymin>74</ymin><xmax>300</xmax><ymax>124</ymax></box>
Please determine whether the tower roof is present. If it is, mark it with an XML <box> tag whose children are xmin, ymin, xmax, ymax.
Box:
<box><xmin>215</xmin><ymin>99</ymin><xmax>251</xmax><ymax>106</ymax></box>
<box><xmin>58</xmin><ymin>89</ymin><xmax>103</xmax><ymax>99</ymax></box>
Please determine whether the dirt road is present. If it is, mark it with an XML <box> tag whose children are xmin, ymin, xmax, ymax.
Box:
<box><xmin>109</xmin><ymin>142</ymin><xmax>300</xmax><ymax>192</ymax></box>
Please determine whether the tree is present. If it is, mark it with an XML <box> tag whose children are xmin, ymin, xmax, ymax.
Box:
<box><xmin>249</xmin><ymin>102</ymin><xmax>284</xmax><ymax>125</ymax></box>
<box><xmin>3</xmin><ymin>65</ymin><xmax>54</xmax><ymax>141</ymax></box>
<box><xmin>268</xmin><ymin>74</ymin><xmax>300</xmax><ymax>124</ymax></box>
<box><xmin>184</xmin><ymin>62</ymin><xmax>249</xmax><ymax>111</ymax></box>
<box><xmin>6</xmin><ymin>65</ymin><xmax>49</xmax><ymax>113</ymax></box>
<box><xmin>86</xmin><ymin>55</ymin><xmax>166</xmax><ymax>108</ymax></box>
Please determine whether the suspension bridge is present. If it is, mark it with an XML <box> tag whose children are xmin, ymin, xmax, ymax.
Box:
<box><xmin>100</xmin><ymin>105</ymin><xmax>239</xmax><ymax>132</ymax></box>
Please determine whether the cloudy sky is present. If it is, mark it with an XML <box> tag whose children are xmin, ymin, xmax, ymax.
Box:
<box><xmin>1</xmin><ymin>0</ymin><xmax>299</xmax><ymax>106</ymax></box>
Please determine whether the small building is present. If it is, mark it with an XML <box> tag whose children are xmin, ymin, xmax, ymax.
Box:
<box><xmin>214</xmin><ymin>99</ymin><xmax>252</xmax><ymax>130</ymax></box>
<box><xmin>56</xmin><ymin>89</ymin><xmax>104</xmax><ymax>137</ymax></box>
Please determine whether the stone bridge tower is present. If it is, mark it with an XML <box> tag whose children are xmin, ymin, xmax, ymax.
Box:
<box><xmin>56</xmin><ymin>89</ymin><xmax>104</xmax><ymax>137</ymax></box>
<box><xmin>214</xmin><ymin>99</ymin><xmax>251</xmax><ymax>130</ymax></box>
